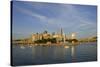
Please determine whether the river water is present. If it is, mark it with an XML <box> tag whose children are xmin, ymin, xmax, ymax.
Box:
<box><xmin>12</xmin><ymin>42</ymin><xmax>97</xmax><ymax>66</ymax></box>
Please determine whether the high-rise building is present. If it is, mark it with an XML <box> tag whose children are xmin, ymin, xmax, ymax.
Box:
<box><xmin>60</xmin><ymin>28</ymin><xmax>63</xmax><ymax>36</ymax></box>
<box><xmin>60</xmin><ymin>28</ymin><xmax>64</xmax><ymax>41</ymax></box>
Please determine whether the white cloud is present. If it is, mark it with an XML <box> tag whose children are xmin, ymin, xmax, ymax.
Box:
<box><xmin>14</xmin><ymin>5</ymin><xmax>47</xmax><ymax>21</ymax></box>
<box><xmin>13</xmin><ymin>3</ymin><xmax>97</xmax><ymax>38</ymax></box>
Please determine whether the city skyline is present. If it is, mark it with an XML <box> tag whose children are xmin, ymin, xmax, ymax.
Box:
<box><xmin>12</xmin><ymin>1</ymin><xmax>97</xmax><ymax>39</ymax></box>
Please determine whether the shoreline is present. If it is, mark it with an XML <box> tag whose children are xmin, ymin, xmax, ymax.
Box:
<box><xmin>12</xmin><ymin>41</ymin><xmax>97</xmax><ymax>47</ymax></box>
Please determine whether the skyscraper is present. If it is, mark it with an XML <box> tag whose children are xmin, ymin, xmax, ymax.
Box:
<box><xmin>60</xmin><ymin>28</ymin><xmax>63</xmax><ymax>41</ymax></box>
<box><xmin>60</xmin><ymin>28</ymin><xmax>63</xmax><ymax>36</ymax></box>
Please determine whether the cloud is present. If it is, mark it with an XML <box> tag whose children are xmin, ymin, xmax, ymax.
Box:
<box><xmin>13</xmin><ymin>2</ymin><xmax>97</xmax><ymax>38</ymax></box>
<box><xmin>14</xmin><ymin>3</ymin><xmax>96</xmax><ymax>28</ymax></box>
<box><xmin>14</xmin><ymin>5</ymin><xmax>47</xmax><ymax>21</ymax></box>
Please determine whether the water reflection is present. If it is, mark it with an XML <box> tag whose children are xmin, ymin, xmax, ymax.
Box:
<box><xmin>31</xmin><ymin>46</ymin><xmax>70</xmax><ymax>63</ymax></box>
<box><xmin>12</xmin><ymin>42</ymin><xmax>97</xmax><ymax>66</ymax></box>
<box><xmin>71</xmin><ymin>46</ymin><xmax>76</xmax><ymax>62</ymax></box>
<box><xmin>31</xmin><ymin>44</ymin><xmax>77</xmax><ymax>63</ymax></box>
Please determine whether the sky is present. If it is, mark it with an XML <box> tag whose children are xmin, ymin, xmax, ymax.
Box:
<box><xmin>12</xmin><ymin>1</ymin><xmax>97</xmax><ymax>39</ymax></box>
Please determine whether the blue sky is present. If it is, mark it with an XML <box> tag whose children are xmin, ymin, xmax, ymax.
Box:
<box><xmin>12</xmin><ymin>1</ymin><xmax>97</xmax><ymax>39</ymax></box>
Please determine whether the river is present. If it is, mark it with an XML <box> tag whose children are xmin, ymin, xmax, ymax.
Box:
<box><xmin>12</xmin><ymin>42</ymin><xmax>97</xmax><ymax>66</ymax></box>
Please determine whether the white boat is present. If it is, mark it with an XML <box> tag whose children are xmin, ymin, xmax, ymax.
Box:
<box><xmin>20</xmin><ymin>46</ymin><xmax>25</xmax><ymax>49</ymax></box>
